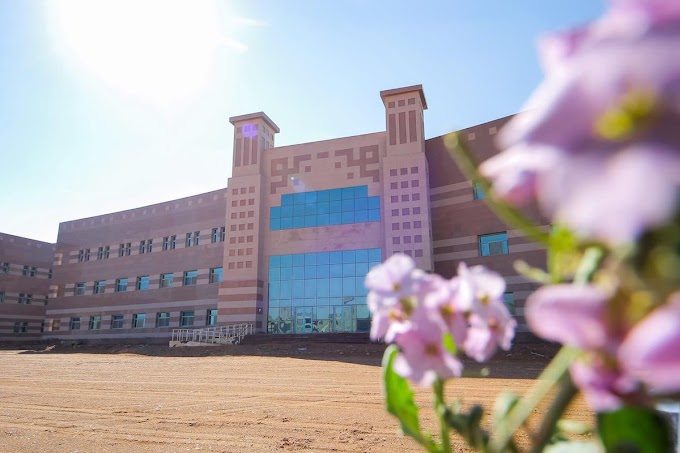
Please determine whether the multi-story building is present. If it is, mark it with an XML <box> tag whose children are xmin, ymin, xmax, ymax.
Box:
<box><xmin>0</xmin><ymin>234</ymin><xmax>55</xmax><ymax>341</ymax></box>
<box><xmin>7</xmin><ymin>84</ymin><xmax>546</xmax><ymax>342</ymax></box>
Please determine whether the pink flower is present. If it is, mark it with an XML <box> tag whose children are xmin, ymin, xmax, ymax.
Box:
<box><xmin>481</xmin><ymin>0</ymin><xmax>680</xmax><ymax>244</ymax></box>
<box><xmin>619</xmin><ymin>294</ymin><xmax>680</xmax><ymax>393</ymax></box>
<box><xmin>392</xmin><ymin>309</ymin><xmax>463</xmax><ymax>386</ymax></box>
<box><xmin>464</xmin><ymin>301</ymin><xmax>517</xmax><ymax>363</ymax></box>
<box><xmin>527</xmin><ymin>285</ymin><xmax>680</xmax><ymax>410</ymax></box>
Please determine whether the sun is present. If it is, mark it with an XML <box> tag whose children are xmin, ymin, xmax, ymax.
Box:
<box><xmin>49</xmin><ymin>0</ymin><xmax>242</xmax><ymax>109</ymax></box>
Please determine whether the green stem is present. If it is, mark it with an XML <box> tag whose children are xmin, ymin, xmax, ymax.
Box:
<box><xmin>434</xmin><ymin>379</ymin><xmax>453</xmax><ymax>453</ymax></box>
<box><xmin>488</xmin><ymin>347</ymin><xmax>580</xmax><ymax>452</ymax></box>
<box><xmin>529</xmin><ymin>374</ymin><xmax>578</xmax><ymax>453</ymax></box>
<box><xmin>447</xmin><ymin>134</ymin><xmax>550</xmax><ymax>247</ymax></box>
<box><xmin>574</xmin><ymin>246</ymin><xmax>605</xmax><ymax>285</ymax></box>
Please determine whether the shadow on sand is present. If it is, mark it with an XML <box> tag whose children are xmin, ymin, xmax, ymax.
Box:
<box><xmin>8</xmin><ymin>340</ymin><xmax>559</xmax><ymax>379</ymax></box>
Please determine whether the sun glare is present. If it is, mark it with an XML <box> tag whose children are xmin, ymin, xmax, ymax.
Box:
<box><xmin>50</xmin><ymin>0</ymin><xmax>241</xmax><ymax>109</ymax></box>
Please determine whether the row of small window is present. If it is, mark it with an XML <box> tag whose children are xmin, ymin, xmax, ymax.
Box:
<box><xmin>76</xmin><ymin>228</ymin><xmax>227</xmax><ymax>263</ymax></box>
<box><xmin>270</xmin><ymin>209</ymin><xmax>381</xmax><ymax>230</ymax></box>
<box><xmin>272</xmin><ymin>197</ymin><xmax>381</xmax><ymax>217</ymax></box>
<box><xmin>73</xmin><ymin>268</ymin><xmax>224</xmax><ymax>295</ymax></box>
<box><xmin>0</xmin><ymin>291</ymin><xmax>46</xmax><ymax>305</ymax></box>
<box><xmin>69</xmin><ymin>309</ymin><xmax>217</xmax><ymax>330</ymax></box>
<box><xmin>1</xmin><ymin>262</ymin><xmax>51</xmax><ymax>278</ymax></box>
<box><xmin>269</xmin><ymin>249</ymin><xmax>383</xmax><ymax>268</ymax></box>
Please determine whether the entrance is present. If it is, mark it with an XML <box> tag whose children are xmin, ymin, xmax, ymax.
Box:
<box><xmin>294</xmin><ymin>307</ymin><xmax>314</xmax><ymax>333</ymax></box>
<box><xmin>332</xmin><ymin>305</ymin><xmax>355</xmax><ymax>333</ymax></box>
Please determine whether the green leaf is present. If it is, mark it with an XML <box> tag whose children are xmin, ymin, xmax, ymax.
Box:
<box><xmin>442</xmin><ymin>333</ymin><xmax>457</xmax><ymax>355</ymax></box>
<box><xmin>598</xmin><ymin>406</ymin><xmax>674</xmax><ymax>453</ymax></box>
<box><xmin>382</xmin><ymin>345</ymin><xmax>425</xmax><ymax>443</ymax></box>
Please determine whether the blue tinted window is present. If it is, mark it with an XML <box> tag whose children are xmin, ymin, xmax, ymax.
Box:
<box><xmin>267</xmin><ymin>247</ymin><xmax>384</xmax><ymax>334</ymax></box>
<box><xmin>269</xmin><ymin>185</ymin><xmax>381</xmax><ymax>231</ymax></box>
<box><xmin>355</xmin><ymin>210</ymin><xmax>369</xmax><ymax>223</ymax></box>
<box><xmin>479</xmin><ymin>232</ymin><xmax>509</xmax><ymax>256</ymax></box>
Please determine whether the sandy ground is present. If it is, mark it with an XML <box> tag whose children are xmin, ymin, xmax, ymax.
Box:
<box><xmin>0</xmin><ymin>342</ymin><xmax>592</xmax><ymax>452</ymax></box>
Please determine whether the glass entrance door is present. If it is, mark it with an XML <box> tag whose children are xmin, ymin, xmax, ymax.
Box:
<box><xmin>294</xmin><ymin>306</ymin><xmax>315</xmax><ymax>333</ymax></box>
<box><xmin>332</xmin><ymin>305</ymin><xmax>355</xmax><ymax>332</ymax></box>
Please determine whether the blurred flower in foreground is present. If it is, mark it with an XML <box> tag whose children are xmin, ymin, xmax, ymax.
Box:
<box><xmin>526</xmin><ymin>285</ymin><xmax>680</xmax><ymax>410</ymax></box>
<box><xmin>480</xmin><ymin>0</ymin><xmax>680</xmax><ymax>245</ymax></box>
<box><xmin>366</xmin><ymin>254</ymin><xmax>515</xmax><ymax>384</ymax></box>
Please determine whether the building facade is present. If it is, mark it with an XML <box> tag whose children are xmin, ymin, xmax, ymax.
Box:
<box><xmin>2</xmin><ymin>85</ymin><xmax>546</xmax><ymax>342</ymax></box>
<box><xmin>0</xmin><ymin>234</ymin><xmax>55</xmax><ymax>340</ymax></box>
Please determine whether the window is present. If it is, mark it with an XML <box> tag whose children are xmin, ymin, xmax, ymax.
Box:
<box><xmin>132</xmin><ymin>313</ymin><xmax>146</xmax><ymax>328</ymax></box>
<box><xmin>97</xmin><ymin>246</ymin><xmax>105</xmax><ymax>260</ymax></box>
<box><xmin>30</xmin><ymin>266</ymin><xmax>37</xmax><ymax>277</ymax></box>
<box><xmin>111</xmin><ymin>315</ymin><xmax>124</xmax><ymax>329</ymax></box>
<box><xmin>0</xmin><ymin>291</ymin><xmax>4</xmax><ymax>303</ymax></box>
<box><xmin>503</xmin><ymin>292</ymin><xmax>516</xmax><ymax>316</ymax></box>
<box><xmin>193</xmin><ymin>231</ymin><xmax>200</xmax><ymax>246</ymax></box>
<box><xmin>48</xmin><ymin>269</ymin><xmax>53</xmax><ymax>279</ymax></box>
<box><xmin>139</xmin><ymin>240</ymin><xmax>146</xmax><ymax>254</ymax></box>
<box><xmin>185</xmin><ymin>233</ymin><xmax>192</xmax><ymax>247</ymax></box>
<box><xmin>18</xmin><ymin>294</ymin><xmax>32</xmax><ymax>305</ymax></box>
<box><xmin>14</xmin><ymin>321</ymin><xmax>28</xmax><ymax>333</ymax></box>
<box><xmin>125</xmin><ymin>243</ymin><xmax>131</xmax><ymax>256</ymax></box>
<box><xmin>75</xmin><ymin>282</ymin><xmax>86</xmax><ymax>296</ymax></box>
<box><xmin>22</xmin><ymin>265</ymin><xmax>29</xmax><ymax>276</ymax></box>
<box><xmin>146</xmin><ymin>239</ymin><xmax>153</xmax><ymax>253</ymax></box>
<box><xmin>94</xmin><ymin>280</ymin><xmax>106</xmax><ymax>294</ymax></box>
<box><xmin>78</xmin><ymin>249</ymin><xmax>90</xmax><ymax>262</ymax></box>
<box><xmin>136</xmin><ymin>276</ymin><xmax>150</xmax><ymax>291</ymax></box>
<box><xmin>104</xmin><ymin>246</ymin><xmax>110</xmax><ymax>258</ymax></box>
<box><xmin>160</xmin><ymin>273</ymin><xmax>174</xmax><ymax>288</ymax></box>
<box><xmin>70</xmin><ymin>317</ymin><xmax>81</xmax><ymax>330</ymax></box>
<box><xmin>473</xmin><ymin>181</ymin><xmax>486</xmax><ymax>200</ymax></box>
<box><xmin>183</xmin><ymin>270</ymin><xmax>198</xmax><ymax>286</ymax></box>
<box><xmin>270</xmin><ymin>185</ymin><xmax>380</xmax><ymax>231</ymax></box>
<box><xmin>2</xmin><ymin>262</ymin><xmax>9</xmax><ymax>273</ymax></box>
<box><xmin>209</xmin><ymin>267</ymin><xmax>223</xmax><ymax>284</ymax></box>
<box><xmin>115</xmin><ymin>278</ymin><xmax>128</xmax><ymax>292</ymax></box>
<box><xmin>89</xmin><ymin>316</ymin><xmax>102</xmax><ymax>330</ymax></box>
<box><xmin>163</xmin><ymin>235</ymin><xmax>177</xmax><ymax>251</ymax></box>
<box><xmin>119</xmin><ymin>243</ymin><xmax>125</xmax><ymax>257</ymax></box>
<box><xmin>156</xmin><ymin>312</ymin><xmax>170</xmax><ymax>327</ymax></box>
<box><xmin>479</xmin><ymin>232</ymin><xmax>509</xmax><ymax>256</ymax></box>
<box><xmin>220</xmin><ymin>226</ymin><xmax>226</xmax><ymax>242</ymax></box>
<box><xmin>206</xmin><ymin>309</ymin><xmax>218</xmax><ymax>326</ymax></box>
<box><xmin>180</xmin><ymin>311</ymin><xmax>194</xmax><ymax>327</ymax></box>
<box><xmin>212</xmin><ymin>228</ymin><xmax>219</xmax><ymax>243</ymax></box>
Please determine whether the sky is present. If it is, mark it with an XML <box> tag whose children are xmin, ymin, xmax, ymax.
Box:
<box><xmin>0</xmin><ymin>0</ymin><xmax>606</xmax><ymax>244</ymax></box>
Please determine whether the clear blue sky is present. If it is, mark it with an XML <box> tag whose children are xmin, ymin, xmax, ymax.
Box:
<box><xmin>0</xmin><ymin>0</ymin><xmax>605</xmax><ymax>243</ymax></box>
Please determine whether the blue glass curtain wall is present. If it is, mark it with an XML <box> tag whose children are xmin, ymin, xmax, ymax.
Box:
<box><xmin>270</xmin><ymin>185</ymin><xmax>381</xmax><ymax>230</ymax></box>
<box><xmin>268</xmin><ymin>248</ymin><xmax>382</xmax><ymax>334</ymax></box>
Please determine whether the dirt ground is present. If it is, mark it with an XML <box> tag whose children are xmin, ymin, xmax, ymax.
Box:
<box><xmin>0</xmin><ymin>341</ymin><xmax>593</xmax><ymax>452</ymax></box>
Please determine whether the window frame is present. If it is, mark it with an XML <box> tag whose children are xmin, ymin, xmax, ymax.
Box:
<box><xmin>136</xmin><ymin>275</ymin><xmax>150</xmax><ymax>291</ymax></box>
<box><xmin>160</xmin><ymin>273</ymin><xmax>174</xmax><ymax>288</ymax></box>
<box><xmin>89</xmin><ymin>315</ymin><xmax>102</xmax><ymax>330</ymax></box>
<box><xmin>132</xmin><ymin>313</ymin><xmax>146</xmax><ymax>329</ymax></box>
<box><xmin>115</xmin><ymin>278</ymin><xmax>128</xmax><ymax>292</ymax></box>
<box><xmin>180</xmin><ymin>310</ymin><xmax>194</xmax><ymax>327</ymax></box>
<box><xmin>70</xmin><ymin>317</ymin><xmax>81</xmax><ymax>330</ymax></box>
<box><xmin>156</xmin><ymin>312</ymin><xmax>170</xmax><ymax>327</ymax></box>
<box><xmin>183</xmin><ymin>270</ymin><xmax>198</xmax><ymax>286</ymax></box>
<box><xmin>206</xmin><ymin>309</ymin><xmax>218</xmax><ymax>326</ymax></box>
<box><xmin>111</xmin><ymin>315</ymin><xmax>124</xmax><ymax>329</ymax></box>
<box><xmin>94</xmin><ymin>280</ymin><xmax>106</xmax><ymax>294</ymax></box>
<box><xmin>75</xmin><ymin>282</ymin><xmax>86</xmax><ymax>296</ymax></box>
<box><xmin>479</xmin><ymin>232</ymin><xmax>509</xmax><ymax>256</ymax></box>
<box><xmin>209</xmin><ymin>267</ymin><xmax>223</xmax><ymax>284</ymax></box>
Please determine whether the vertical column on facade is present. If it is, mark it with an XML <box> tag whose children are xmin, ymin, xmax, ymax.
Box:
<box><xmin>379</xmin><ymin>85</ymin><xmax>434</xmax><ymax>271</ymax></box>
<box><xmin>220</xmin><ymin>112</ymin><xmax>280</xmax><ymax>331</ymax></box>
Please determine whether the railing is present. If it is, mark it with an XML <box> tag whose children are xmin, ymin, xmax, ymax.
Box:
<box><xmin>171</xmin><ymin>324</ymin><xmax>254</xmax><ymax>345</ymax></box>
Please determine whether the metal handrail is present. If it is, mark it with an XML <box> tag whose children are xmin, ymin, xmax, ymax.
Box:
<box><xmin>171</xmin><ymin>323</ymin><xmax>253</xmax><ymax>344</ymax></box>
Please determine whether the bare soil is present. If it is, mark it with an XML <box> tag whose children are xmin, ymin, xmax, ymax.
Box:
<box><xmin>0</xmin><ymin>341</ymin><xmax>592</xmax><ymax>452</ymax></box>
